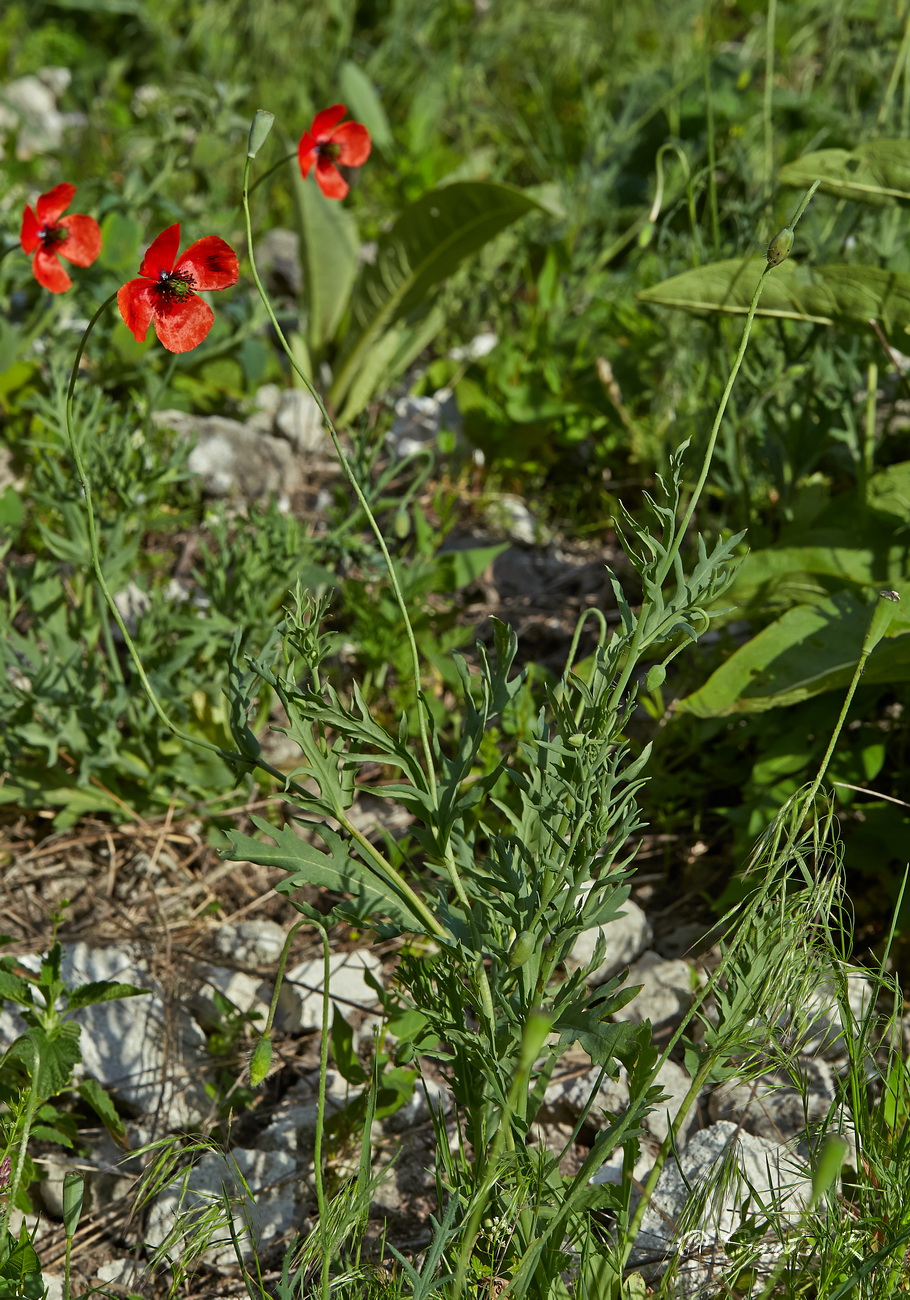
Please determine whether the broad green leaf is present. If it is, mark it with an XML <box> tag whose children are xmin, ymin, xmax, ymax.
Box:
<box><xmin>0</xmin><ymin>971</ymin><xmax>32</xmax><ymax>1007</ymax></box>
<box><xmin>553</xmin><ymin>1003</ymin><xmax>638</xmax><ymax>1069</ymax></box>
<box><xmin>332</xmin><ymin>182</ymin><xmax>541</xmax><ymax>411</ymax></box>
<box><xmin>28</xmin><ymin>1124</ymin><xmax>73</xmax><ymax>1147</ymax></box>
<box><xmin>335</xmin><ymin>306</ymin><xmax>446</xmax><ymax>424</ymax></box>
<box><xmin>678</xmin><ymin>588</ymin><xmax>910</xmax><ymax>716</ymax></box>
<box><xmin>779</xmin><ymin>141</ymin><xmax>910</xmax><ymax>205</ymax></box>
<box><xmin>433</xmin><ymin>543</ymin><xmax>507</xmax><ymax>590</ymax></box>
<box><xmin>67</xmin><ymin>981</ymin><xmax>149</xmax><ymax>1011</ymax></box>
<box><xmin>77</xmin><ymin>1078</ymin><xmax>126</xmax><ymax>1143</ymax></box>
<box><xmin>293</xmin><ymin>166</ymin><xmax>360</xmax><ymax>353</ymax></box>
<box><xmin>638</xmin><ymin>257</ymin><xmax>910</xmax><ymax>338</ymax></box>
<box><xmin>224</xmin><ymin>817</ymin><xmax>426</xmax><ymax>931</ymax></box>
<box><xmin>731</xmin><ymin>545</ymin><xmax>899</xmax><ymax>606</ymax></box>
<box><xmin>10</xmin><ymin>1023</ymin><xmax>82</xmax><ymax>1098</ymax></box>
<box><xmin>339</xmin><ymin>61</ymin><xmax>394</xmax><ymax>151</ymax></box>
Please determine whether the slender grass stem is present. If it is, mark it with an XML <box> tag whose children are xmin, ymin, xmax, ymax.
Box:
<box><xmin>241</xmin><ymin>156</ymin><xmax>438</xmax><ymax>807</ymax></box>
<box><xmin>607</xmin><ymin>180</ymin><xmax>820</xmax><ymax>713</ymax></box>
<box><xmin>313</xmin><ymin>923</ymin><xmax>332</xmax><ymax>1300</ymax></box>
<box><xmin>763</xmin><ymin>0</ymin><xmax>777</xmax><ymax>194</ymax></box>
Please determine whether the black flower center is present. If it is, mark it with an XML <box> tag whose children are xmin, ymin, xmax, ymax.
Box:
<box><xmin>39</xmin><ymin>224</ymin><xmax>68</xmax><ymax>249</ymax></box>
<box><xmin>315</xmin><ymin>140</ymin><xmax>341</xmax><ymax>162</ymax></box>
<box><xmin>155</xmin><ymin>270</ymin><xmax>196</xmax><ymax>304</ymax></box>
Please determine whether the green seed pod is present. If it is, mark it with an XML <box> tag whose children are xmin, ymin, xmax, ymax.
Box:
<box><xmin>508</xmin><ymin>930</ymin><xmax>536</xmax><ymax>968</ymax></box>
<box><xmin>249</xmin><ymin>1033</ymin><xmax>273</xmax><ymax>1086</ymax></box>
<box><xmin>247</xmin><ymin>110</ymin><xmax>276</xmax><ymax>159</ymax></box>
<box><xmin>766</xmin><ymin>226</ymin><xmax>794</xmax><ymax>268</ymax></box>
<box><xmin>645</xmin><ymin>663</ymin><xmax>667</xmax><ymax>692</ymax></box>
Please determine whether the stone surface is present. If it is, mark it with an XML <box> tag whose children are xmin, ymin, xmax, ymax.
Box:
<box><xmin>624</xmin><ymin>1121</ymin><xmax>812</xmax><ymax>1267</ymax></box>
<box><xmin>95</xmin><ymin>1258</ymin><xmax>141</xmax><ymax>1287</ymax></box>
<box><xmin>0</xmin><ymin>68</ymin><xmax>84</xmax><ymax>157</ymax></box>
<box><xmin>708</xmin><ymin>1058</ymin><xmax>838</xmax><ymax>1144</ymax></box>
<box><xmin>612</xmin><ymin>951</ymin><xmax>695</xmax><ymax>1031</ymax></box>
<box><xmin>568</xmin><ymin>898</ymin><xmax>653</xmax><ymax>984</ymax></box>
<box><xmin>485</xmin><ymin>494</ymin><xmax>540</xmax><ymax>545</ymax></box>
<box><xmin>256</xmin><ymin>228</ymin><xmax>302</xmax><ymax>295</ymax></box>
<box><xmin>190</xmin><ymin>965</ymin><xmax>271</xmax><ymax>1032</ymax></box>
<box><xmin>448</xmin><ymin>331</ymin><xmax>498</xmax><ymax>362</ymax></box>
<box><xmin>275</xmin><ymin>950</ymin><xmax>384</xmax><ymax>1032</ymax></box>
<box><xmin>544</xmin><ymin>1056</ymin><xmax>696</xmax><ymax>1146</ymax></box>
<box><xmin>274</xmin><ymin>388</ymin><xmax>328</xmax><ymax>453</ymax></box>
<box><xmin>61</xmin><ymin>944</ymin><xmax>208</xmax><ymax>1126</ymax></box>
<box><xmin>144</xmin><ymin>1146</ymin><xmax>298</xmax><ymax>1265</ymax></box>
<box><xmin>154</xmin><ymin>410</ymin><xmax>299</xmax><ymax>501</ymax></box>
<box><xmin>779</xmin><ymin>971</ymin><xmax>875</xmax><ymax>1060</ymax></box>
<box><xmin>213</xmin><ymin>919</ymin><xmax>287</xmax><ymax>966</ymax></box>
<box><xmin>369</xmin><ymin>1127</ymin><xmax>436</xmax><ymax>1223</ymax></box>
<box><xmin>386</xmin><ymin>388</ymin><xmax>462</xmax><ymax>459</ymax></box>
<box><xmin>256</xmin><ymin>1073</ymin><xmax>355</xmax><ymax>1156</ymax></box>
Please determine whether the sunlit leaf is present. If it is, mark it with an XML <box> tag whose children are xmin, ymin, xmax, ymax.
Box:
<box><xmin>779</xmin><ymin>140</ymin><xmax>910</xmax><ymax>205</ymax></box>
<box><xmin>638</xmin><ymin>257</ymin><xmax>910</xmax><ymax>338</ymax></box>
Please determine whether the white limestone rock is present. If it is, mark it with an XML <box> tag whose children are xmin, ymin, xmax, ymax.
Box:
<box><xmin>616</xmin><ymin>1121</ymin><xmax>812</xmax><ymax>1269</ymax></box>
<box><xmin>213</xmin><ymin>919</ymin><xmax>287</xmax><ymax>966</ymax></box>
<box><xmin>544</xmin><ymin>1056</ymin><xmax>696</xmax><ymax>1146</ymax></box>
<box><xmin>568</xmin><ymin>898</ymin><xmax>653</xmax><ymax>984</ymax></box>
<box><xmin>612</xmin><ymin>951</ymin><xmax>696</xmax><ymax>1031</ymax></box>
<box><xmin>275</xmin><ymin>950</ymin><xmax>383</xmax><ymax>1033</ymax></box>
<box><xmin>144</xmin><ymin>1146</ymin><xmax>298</xmax><ymax>1266</ymax></box>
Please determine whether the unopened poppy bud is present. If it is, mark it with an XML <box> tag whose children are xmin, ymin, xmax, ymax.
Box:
<box><xmin>508</xmin><ymin>931</ymin><xmax>535</xmax><ymax>968</ymax></box>
<box><xmin>63</xmin><ymin>1172</ymin><xmax>85</xmax><ymax>1240</ymax></box>
<box><xmin>566</xmin><ymin>733</ymin><xmax>585</xmax><ymax>749</ymax></box>
<box><xmin>766</xmin><ymin>226</ymin><xmax>794</xmax><ymax>268</ymax></box>
<box><xmin>645</xmin><ymin>663</ymin><xmax>667</xmax><ymax>692</ymax></box>
<box><xmin>249</xmin><ymin>1033</ymin><xmax>272</xmax><ymax>1086</ymax></box>
<box><xmin>247</xmin><ymin>110</ymin><xmax>276</xmax><ymax>159</ymax></box>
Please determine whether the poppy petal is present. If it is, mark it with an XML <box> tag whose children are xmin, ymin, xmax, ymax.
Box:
<box><xmin>117</xmin><ymin>279</ymin><xmax>157</xmax><ymax>341</ymax></box>
<box><xmin>139</xmin><ymin>224</ymin><xmax>181</xmax><ymax>279</ymax></box>
<box><xmin>310</xmin><ymin>104</ymin><xmax>348</xmax><ymax>140</ymax></box>
<box><xmin>332</xmin><ymin>121</ymin><xmax>371</xmax><ymax>167</ymax></box>
<box><xmin>174</xmin><ymin>236</ymin><xmax>239</xmax><ymax>291</ymax></box>
<box><xmin>20</xmin><ymin>205</ymin><xmax>40</xmax><ymax>254</ymax></box>
<box><xmin>297</xmin><ymin>134</ymin><xmax>318</xmax><ymax>178</ymax></box>
<box><xmin>33</xmin><ymin>248</ymin><xmax>72</xmax><ymax>293</ymax></box>
<box><xmin>315</xmin><ymin>157</ymin><xmax>349</xmax><ymax>200</ymax></box>
<box><xmin>57</xmin><ymin>215</ymin><xmax>102</xmax><ymax>268</ymax></box>
<box><xmin>152</xmin><ymin>294</ymin><xmax>214</xmax><ymax>353</ymax></box>
<box><xmin>35</xmin><ymin>183</ymin><xmax>76</xmax><ymax>226</ymax></box>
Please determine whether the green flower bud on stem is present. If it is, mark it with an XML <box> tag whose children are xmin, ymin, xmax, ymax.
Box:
<box><xmin>645</xmin><ymin>663</ymin><xmax>667</xmax><ymax>692</ymax></box>
<box><xmin>508</xmin><ymin>931</ymin><xmax>535</xmax><ymax>968</ymax></box>
<box><xmin>247</xmin><ymin>110</ymin><xmax>275</xmax><ymax>159</ymax></box>
<box><xmin>249</xmin><ymin>1032</ymin><xmax>273</xmax><ymax>1086</ymax></box>
<box><xmin>63</xmin><ymin>1172</ymin><xmax>85</xmax><ymax>1239</ymax></box>
<box><xmin>862</xmin><ymin>589</ymin><xmax>900</xmax><ymax>657</ymax></box>
<box><xmin>766</xmin><ymin>226</ymin><xmax>794</xmax><ymax>268</ymax></box>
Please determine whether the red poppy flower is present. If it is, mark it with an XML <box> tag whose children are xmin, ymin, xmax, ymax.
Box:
<box><xmin>20</xmin><ymin>183</ymin><xmax>102</xmax><ymax>294</ymax></box>
<box><xmin>117</xmin><ymin>223</ymin><xmax>239</xmax><ymax>353</ymax></box>
<box><xmin>297</xmin><ymin>104</ymin><xmax>371</xmax><ymax>200</ymax></box>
